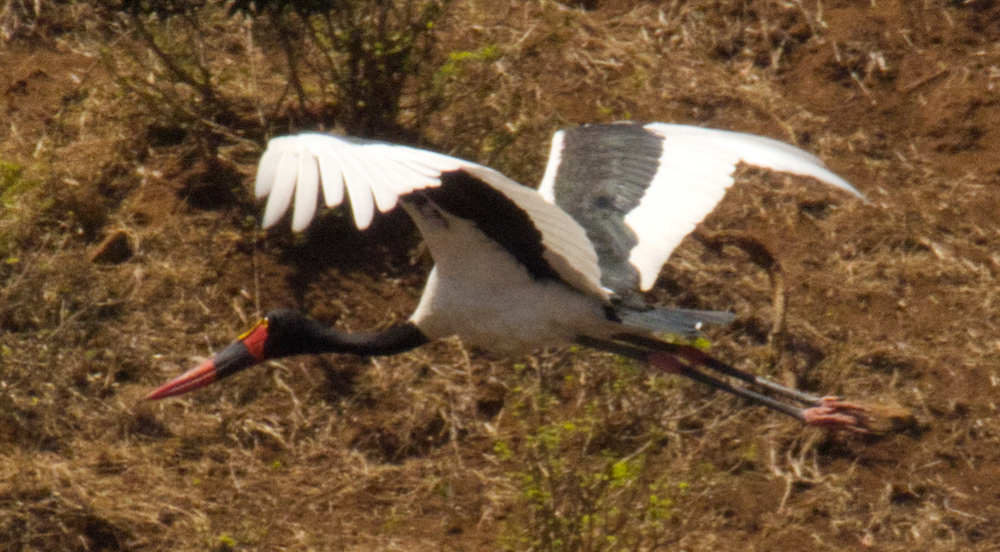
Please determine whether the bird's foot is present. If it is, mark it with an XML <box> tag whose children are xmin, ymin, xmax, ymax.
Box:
<box><xmin>801</xmin><ymin>396</ymin><xmax>874</xmax><ymax>434</ymax></box>
<box><xmin>806</xmin><ymin>398</ymin><xmax>920</xmax><ymax>435</ymax></box>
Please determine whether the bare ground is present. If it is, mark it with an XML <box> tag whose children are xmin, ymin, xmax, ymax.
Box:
<box><xmin>2</xmin><ymin>1</ymin><xmax>1000</xmax><ymax>551</ymax></box>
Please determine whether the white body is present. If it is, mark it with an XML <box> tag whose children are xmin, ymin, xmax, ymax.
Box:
<box><xmin>412</xmin><ymin>266</ymin><xmax>609</xmax><ymax>354</ymax></box>
<box><xmin>403</xmin><ymin>204</ymin><xmax>612</xmax><ymax>354</ymax></box>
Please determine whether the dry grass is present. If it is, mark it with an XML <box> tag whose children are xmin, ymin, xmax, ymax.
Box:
<box><xmin>2</xmin><ymin>0</ymin><xmax>1000</xmax><ymax>550</ymax></box>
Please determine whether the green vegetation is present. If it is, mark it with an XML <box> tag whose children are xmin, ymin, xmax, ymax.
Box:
<box><xmin>490</xmin><ymin>354</ymin><xmax>705</xmax><ymax>552</ymax></box>
<box><xmin>0</xmin><ymin>160</ymin><xmax>36</xmax><ymax>262</ymax></box>
<box><xmin>0</xmin><ymin>161</ymin><xmax>29</xmax><ymax>204</ymax></box>
<box><xmin>437</xmin><ymin>45</ymin><xmax>501</xmax><ymax>82</ymax></box>
<box><xmin>500</xmin><ymin>408</ymin><xmax>677</xmax><ymax>551</ymax></box>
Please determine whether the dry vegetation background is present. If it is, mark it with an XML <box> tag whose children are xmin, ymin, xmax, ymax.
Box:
<box><xmin>2</xmin><ymin>0</ymin><xmax>1000</xmax><ymax>550</ymax></box>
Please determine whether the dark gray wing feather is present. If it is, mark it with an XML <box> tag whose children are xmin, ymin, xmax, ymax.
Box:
<box><xmin>538</xmin><ymin>121</ymin><xmax>662</xmax><ymax>303</ymax></box>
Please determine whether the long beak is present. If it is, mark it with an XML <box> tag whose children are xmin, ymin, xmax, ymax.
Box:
<box><xmin>145</xmin><ymin>333</ymin><xmax>264</xmax><ymax>400</ymax></box>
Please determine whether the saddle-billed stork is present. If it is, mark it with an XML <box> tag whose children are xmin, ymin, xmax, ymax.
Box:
<box><xmin>147</xmin><ymin>121</ymin><xmax>873</xmax><ymax>431</ymax></box>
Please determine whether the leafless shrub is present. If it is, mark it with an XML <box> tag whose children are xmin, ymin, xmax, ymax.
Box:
<box><xmin>102</xmin><ymin>0</ymin><xmax>451</xmax><ymax>152</ymax></box>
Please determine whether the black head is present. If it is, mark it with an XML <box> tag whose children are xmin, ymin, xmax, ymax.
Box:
<box><xmin>254</xmin><ymin>309</ymin><xmax>333</xmax><ymax>359</ymax></box>
<box><xmin>144</xmin><ymin>310</ymin><xmax>310</xmax><ymax>400</ymax></box>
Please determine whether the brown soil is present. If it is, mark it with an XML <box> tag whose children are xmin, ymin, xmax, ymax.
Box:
<box><xmin>3</xmin><ymin>1</ymin><xmax>1000</xmax><ymax>551</ymax></box>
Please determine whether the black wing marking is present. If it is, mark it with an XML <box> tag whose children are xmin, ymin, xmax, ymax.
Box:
<box><xmin>414</xmin><ymin>170</ymin><xmax>563</xmax><ymax>283</ymax></box>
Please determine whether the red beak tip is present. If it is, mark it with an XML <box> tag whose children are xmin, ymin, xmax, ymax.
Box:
<box><xmin>143</xmin><ymin>383</ymin><xmax>183</xmax><ymax>401</ymax></box>
<box><xmin>146</xmin><ymin>361</ymin><xmax>218</xmax><ymax>401</ymax></box>
<box><xmin>144</xmin><ymin>389</ymin><xmax>169</xmax><ymax>401</ymax></box>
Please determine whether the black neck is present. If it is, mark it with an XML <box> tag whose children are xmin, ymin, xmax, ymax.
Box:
<box><xmin>314</xmin><ymin>323</ymin><xmax>430</xmax><ymax>357</ymax></box>
<box><xmin>264</xmin><ymin>310</ymin><xmax>429</xmax><ymax>359</ymax></box>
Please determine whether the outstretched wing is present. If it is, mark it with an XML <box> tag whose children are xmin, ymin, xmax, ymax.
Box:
<box><xmin>537</xmin><ymin>122</ymin><xmax>862</xmax><ymax>295</ymax></box>
<box><xmin>253</xmin><ymin>133</ymin><xmax>607</xmax><ymax>300</ymax></box>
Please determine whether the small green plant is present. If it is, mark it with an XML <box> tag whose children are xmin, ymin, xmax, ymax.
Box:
<box><xmin>0</xmin><ymin>160</ymin><xmax>39</xmax><ymax>262</ymax></box>
<box><xmin>436</xmin><ymin>45</ymin><xmax>501</xmax><ymax>83</ymax></box>
<box><xmin>0</xmin><ymin>161</ymin><xmax>31</xmax><ymax>206</ymax></box>
<box><xmin>498</xmin><ymin>394</ymin><xmax>679</xmax><ymax>552</ymax></box>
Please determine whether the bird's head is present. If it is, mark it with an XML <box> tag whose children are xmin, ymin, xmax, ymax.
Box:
<box><xmin>144</xmin><ymin>309</ymin><xmax>315</xmax><ymax>400</ymax></box>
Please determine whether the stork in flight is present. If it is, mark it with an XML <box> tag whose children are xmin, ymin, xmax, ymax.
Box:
<box><xmin>147</xmin><ymin>122</ymin><xmax>872</xmax><ymax>431</ymax></box>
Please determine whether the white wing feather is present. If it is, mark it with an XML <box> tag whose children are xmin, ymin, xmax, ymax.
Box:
<box><xmin>621</xmin><ymin>123</ymin><xmax>859</xmax><ymax>290</ymax></box>
<box><xmin>314</xmin><ymin>142</ymin><xmax>345</xmax><ymax>209</ymax></box>
<box><xmin>257</xmin><ymin>133</ymin><xmax>466</xmax><ymax>230</ymax></box>
<box><xmin>260</xmin><ymin>150</ymin><xmax>300</xmax><ymax>230</ymax></box>
<box><xmin>253</xmin><ymin>132</ymin><xmax>607</xmax><ymax>300</ymax></box>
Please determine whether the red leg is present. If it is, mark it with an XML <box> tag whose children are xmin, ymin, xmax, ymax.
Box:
<box><xmin>648</xmin><ymin>350</ymin><xmax>688</xmax><ymax>374</ymax></box>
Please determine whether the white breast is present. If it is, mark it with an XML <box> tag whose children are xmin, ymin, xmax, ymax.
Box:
<box><xmin>403</xmin><ymin>202</ymin><xmax>608</xmax><ymax>355</ymax></box>
<box><xmin>411</xmin><ymin>266</ymin><xmax>607</xmax><ymax>355</ymax></box>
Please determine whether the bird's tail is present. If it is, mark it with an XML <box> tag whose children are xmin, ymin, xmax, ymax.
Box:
<box><xmin>617</xmin><ymin>307</ymin><xmax>736</xmax><ymax>336</ymax></box>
